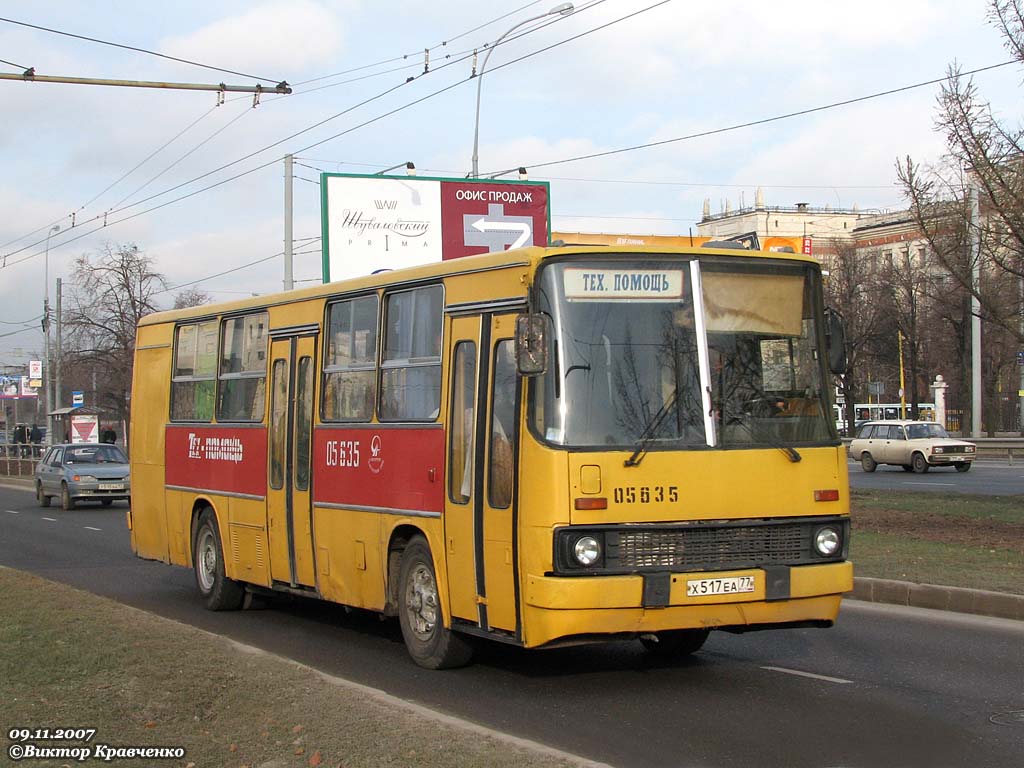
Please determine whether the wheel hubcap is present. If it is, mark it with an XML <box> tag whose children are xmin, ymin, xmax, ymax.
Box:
<box><xmin>197</xmin><ymin>530</ymin><xmax>217</xmax><ymax>591</ymax></box>
<box><xmin>405</xmin><ymin>563</ymin><xmax>438</xmax><ymax>639</ymax></box>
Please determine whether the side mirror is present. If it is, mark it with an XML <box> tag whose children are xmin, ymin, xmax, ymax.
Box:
<box><xmin>515</xmin><ymin>314</ymin><xmax>548</xmax><ymax>376</ymax></box>
<box><xmin>825</xmin><ymin>308</ymin><xmax>847</xmax><ymax>375</ymax></box>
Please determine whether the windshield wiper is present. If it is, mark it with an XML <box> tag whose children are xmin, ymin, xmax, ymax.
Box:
<box><xmin>624</xmin><ymin>389</ymin><xmax>679</xmax><ymax>467</ymax></box>
<box><xmin>731</xmin><ymin>414</ymin><xmax>802</xmax><ymax>463</ymax></box>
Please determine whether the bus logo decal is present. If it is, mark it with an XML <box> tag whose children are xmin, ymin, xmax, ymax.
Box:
<box><xmin>368</xmin><ymin>434</ymin><xmax>384</xmax><ymax>474</ymax></box>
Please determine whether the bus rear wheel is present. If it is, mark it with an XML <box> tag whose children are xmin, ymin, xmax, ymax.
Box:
<box><xmin>640</xmin><ymin>629</ymin><xmax>710</xmax><ymax>658</ymax></box>
<box><xmin>193</xmin><ymin>508</ymin><xmax>244</xmax><ymax>611</ymax></box>
<box><xmin>397</xmin><ymin>536</ymin><xmax>473</xmax><ymax>669</ymax></box>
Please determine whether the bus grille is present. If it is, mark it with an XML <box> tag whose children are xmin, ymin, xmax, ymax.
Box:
<box><xmin>611</xmin><ymin>524</ymin><xmax>807</xmax><ymax>570</ymax></box>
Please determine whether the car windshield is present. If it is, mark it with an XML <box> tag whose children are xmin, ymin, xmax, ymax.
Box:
<box><xmin>906</xmin><ymin>423</ymin><xmax>950</xmax><ymax>440</ymax></box>
<box><xmin>64</xmin><ymin>445</ymin><xmax>128</xmax><ymax>464</ymax></box>
<box><xmin>530</xmin><ymin>257</ymin><xmax>834</xmax><ymax>450</ymax></box>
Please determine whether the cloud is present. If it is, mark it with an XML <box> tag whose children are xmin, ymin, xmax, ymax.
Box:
<box><xmin>160</xmin><ymin>1</ymin><xmax>345</xmax><ymax>77</ymax></box>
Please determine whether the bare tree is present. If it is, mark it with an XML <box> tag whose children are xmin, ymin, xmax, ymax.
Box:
<box><xmin>898</xmin><ymin>0</ymin><xmax>1024</xmax><ymax>342</ymax></box>
<box><xmin>173</xmin><ymin>287</ymin><xmax>211</xmax><ymax>310</ymax></box>
<box><xmin>62</xmin><ymin>243</ymin><xmax>165</xmax><ymax>428</ymax></box>
<box><xmin>823</xmin><ymin>241</ymin><xmax>888</xmax><ymax>434</ymax></box>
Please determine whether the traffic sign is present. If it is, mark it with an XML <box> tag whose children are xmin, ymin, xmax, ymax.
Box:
<box><xmin>72</xmin><ymin>391</ymin><xmax>84</xmax><ymax>407</ymax></box>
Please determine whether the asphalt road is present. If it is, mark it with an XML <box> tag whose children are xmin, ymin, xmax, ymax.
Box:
<box><xmin>1</xmin><ymin>485</ymin><xmax>1022</xmax><ymax>768</ymax></box>
<box><xmin>847</xmin><ymin>457</ymin><xmax>1024</xmax><ymax>495</ymax></box>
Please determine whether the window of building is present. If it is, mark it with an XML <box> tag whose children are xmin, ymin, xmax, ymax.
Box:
<box><xmin>171</xmin><ymin>319</ymin><xmax>218</xmax><ymax>421</ymax></box>
<box><xmin>323</xmin><ymin>295</ymin><xmax>378</xmax><ymax>421</ymax></box>
<box><xmin>380</xmin><ymin>285</ymin><xmax>443</xmax><ymax>420</ymax></box>
<box><xmin>217</xmin><ymin>312</ymin><xmax>269</xmax><ymax>421</ymax></box>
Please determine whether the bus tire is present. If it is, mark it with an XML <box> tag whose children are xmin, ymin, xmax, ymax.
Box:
<box><xmin>860</xmin><ymin>453</ymin><xmax>877</xmax><ymax>473</ymax></box>
<box><xmin>193</xmin><ymin>508</ymin><xmax>244</xmax><ymax>611</ymax></box>
<box><xmin>640</xmin><ymin>629</ymin><xmax>710</xmax><ymax>658</ymax></box>
<box><xmin>397</xmin><ymin>536</ymin><xmax>473</xmax><ymax>670</ymax></box>
<box><xmin>911</xmin><ymin>452</ymin><xmax>929</xmax><ymax>474</ymax></box>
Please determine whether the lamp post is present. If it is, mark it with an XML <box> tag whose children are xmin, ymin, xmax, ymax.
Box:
<box><xmin>470</xmin><ymin>2</ymin><xmax>573</xmax><ymax>178</ymax></box>
<box><xmin>43</xmin><ymin>224</ymin><xmax>60</xmax><ymax>446</ymax></box>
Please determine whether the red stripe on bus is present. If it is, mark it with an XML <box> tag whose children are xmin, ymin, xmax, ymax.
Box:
<box><xmin>313</xmin><ymin>427</ymin><xmax>445</xmax><ymax>514</ymax></box>
<box><xmin>165</xmin><ymin>425</ymin><xmax>268</xmax><ymax>498</ymax></box>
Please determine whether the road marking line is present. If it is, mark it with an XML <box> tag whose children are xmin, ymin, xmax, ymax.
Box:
<box><xmin>84</xmin><ymin>526</ymin><xmax>102</xmax><ymax>531</ymax></box>
<box><xmin>41</xmin><ymin>517</ymin><xmax>57</xmax><ymax>522</ymax></box>
<box><xmin>761</xmin><ymin>666</ymin><xmax>853</xmax><ymax>684</ymax></box>
<box><xmin>903</xmin><ymin>482</ymin><xmax>955</xmax><ymax>486</ymax></box>
<box><xmin>6</xmin><ymin>510</ymin><xmax>19</xmax><ymax>514</ymax></box>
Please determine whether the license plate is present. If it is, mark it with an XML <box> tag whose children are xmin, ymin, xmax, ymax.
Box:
<box><xmin>98</xmin><ymin>483</ymin><xmax>125</xmax><ymax>491</ymax></box>
<box><xmin>687</xmin><ymin>575</ymin><xmax>755</xmax><ymax>597</ymax></box>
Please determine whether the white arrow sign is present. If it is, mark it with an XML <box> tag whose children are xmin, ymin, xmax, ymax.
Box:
<box><xmin>471</xmin><ymin>218</ymin><xmax>532</xmax><ymax>249</ymax></box>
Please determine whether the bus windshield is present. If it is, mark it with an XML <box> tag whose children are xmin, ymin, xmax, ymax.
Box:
<box><xmin>531</xmin><ymin>257</ymin><xmax>834</xmax><ymax>450</ymax></box>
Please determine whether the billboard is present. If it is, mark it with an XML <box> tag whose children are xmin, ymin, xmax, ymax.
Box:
<box><xmin>321</xmin><ymin>173</ymin><xmax>550</xmax><ymax>282</ymax></box>
<box><xmin>0</xmin><ymin>375</ymin><xmax>37</xmax><ymax>399</ymax></box>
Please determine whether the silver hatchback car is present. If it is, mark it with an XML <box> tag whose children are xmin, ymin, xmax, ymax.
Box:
<box><xmin>35</xmin><ymin>443</ymin><xmax>130</xmax><ymax>510</ymax></box>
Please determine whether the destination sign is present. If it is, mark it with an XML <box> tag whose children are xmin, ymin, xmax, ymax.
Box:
<box><xmin>563</xmin><ymin>268</ymin><xmax>685</xmax><ymax>300</ymax></box>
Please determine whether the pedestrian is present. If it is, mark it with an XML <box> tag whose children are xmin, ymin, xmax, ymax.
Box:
<box><xmin>100</xmin><ymin>427</ymin><xmax>116</xmax><ymax>444</ymax></box>
<box><xmin>29</xmin><ymin>423</ymin><xmax>41</xmax><ymax>457</ymax></box>
<box><xmin>13</xmin><ymin>423</ymin><xmax>27</xmax><ymax>457</ymax></box>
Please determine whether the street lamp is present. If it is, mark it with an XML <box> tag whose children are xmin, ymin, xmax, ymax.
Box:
<box><xmin>470</xmin><ymin>2</ymin><xmax>573</xmax><ymax>178</ymax></box>
<box><xmin>43</xmin><ymin>224</ymin><xmax>60</xmax><ymax>446</ymax></box>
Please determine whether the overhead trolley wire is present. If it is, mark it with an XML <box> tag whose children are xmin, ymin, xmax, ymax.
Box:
<box><xmin>0</xmin><ymin>0</ymin><xmax>634</xmax><ymax>277</ymax></box>
<box><xmin>0</xmin><ymin>15</ymin><xmax>286</xmax><ymax>83</ymax></box>
<box><xmin>484</xmin><ymin>59</ymin><xmax>1021</xmax><ymax>177</ymax></box>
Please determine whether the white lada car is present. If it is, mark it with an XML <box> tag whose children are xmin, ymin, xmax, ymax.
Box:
<box><xmin>849</xmin><ymin>420</ymin><xmax>976</xmax><ymax>473</ymax></box>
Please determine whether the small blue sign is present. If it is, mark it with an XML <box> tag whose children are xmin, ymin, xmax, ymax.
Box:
<box><xmin>71</xmin><ymin>391</ymin><xmax>84</xmax><ymax>407</ymax></box>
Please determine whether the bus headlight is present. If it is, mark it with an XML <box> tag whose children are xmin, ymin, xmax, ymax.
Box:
<box><xmin>814</xmin><ymin>527</ymin><xmax>841</xmax><ymax>557</ymax></box>
<box><xmin>573</xmin><ymin>536</ymin><xmax>602</xmax><ymax>567</ymax></box>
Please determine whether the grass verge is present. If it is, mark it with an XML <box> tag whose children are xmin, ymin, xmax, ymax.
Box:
<box><xmin>0</xmin><ymin>567</ymin><xmax>581</xmax><ymax>768</ymax></box>
<box><xmin>849</xmin><ymin>490</ymin><xmax>1024</xmax><ymax>594</ymax></box>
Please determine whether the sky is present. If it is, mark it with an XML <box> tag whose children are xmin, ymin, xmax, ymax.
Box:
<box><xmin>1</xmin><ymin>0</ymin><xmax>1023</xmax><ymax>367</ymax></box>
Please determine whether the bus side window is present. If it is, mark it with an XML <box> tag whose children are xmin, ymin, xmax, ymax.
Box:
<box><xmin>448</xmin><ymin>341</ymin><xmax>476</xmax><ymax>504</ymax></box>
<box><xmin>381</xmin><ymin>285</ymin><xmax>443</xmax><ymax>420</ymax></box>
<box><xmin>489</xmin><ymin>341</ymin><xmax>517</xmax><ymax>509</ymax></box>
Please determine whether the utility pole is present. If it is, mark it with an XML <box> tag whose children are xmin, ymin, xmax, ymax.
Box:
<box><xmin>284</xmin><ymin>154</ymin><xmax>294</xmax><ymax>291</ymax></box>
<box><xmin>969</xmin><ymin>181</ymin><xmax>982</xmax><ymax>437</ymax></box>
<box><xmin>55</xmin><ymin>278</ymin><xmax>63</xmax><ymax>425</ymax></box>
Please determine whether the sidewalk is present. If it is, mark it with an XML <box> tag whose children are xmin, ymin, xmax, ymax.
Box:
<box><xmin>2</xmin><ymin>475</ymin><xmax>1020</xmax><ymax>622</ymax></box>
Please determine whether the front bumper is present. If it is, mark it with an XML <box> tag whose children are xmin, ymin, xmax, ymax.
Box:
<box><xmin>522</xmin><ymin>560</ymin><xmax>853</xmax><ymax>647</ymax></box>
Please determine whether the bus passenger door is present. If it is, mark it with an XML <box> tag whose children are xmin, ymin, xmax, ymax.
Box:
<box><xmin>444</xmin><ymin>317</ymin><xmax>481</xmax><ymax>624</ymax></box>
<box><xmin>480</xmin><ymin>317</ymin><xmax>519</xmax><ymax>634</ymax></box>
<box><xmin>267</xmin><ymin>333</ymin><xmax>318</xmax><ymax>589</ymax></box>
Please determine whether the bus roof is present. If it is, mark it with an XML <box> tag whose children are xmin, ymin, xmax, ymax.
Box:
<box><xmin>140</xmin><ymin>243</ymin><xmax>822</xmax><ymax>327</ymax></box>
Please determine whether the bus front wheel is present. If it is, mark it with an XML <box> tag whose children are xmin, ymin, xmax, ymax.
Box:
<box><xmin>640</xmin><ymin>629</ymin><xmax>710</xmax><ymax>658</ymax></box>
<box><xmin>397</xmin><ymin>536</ymin><xmax>473</xmax><ymax>669</ymax></box>
<box><xmin>193</xmin><ymin>508</ymin><xmax>244</xmax><ymax>611</ymax></box>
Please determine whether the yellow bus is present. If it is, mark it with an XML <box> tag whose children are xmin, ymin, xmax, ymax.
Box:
<box><xmin>129</xmin><ymin>244</ymin><xmax>852</xmax><ymax>668</ymax></box>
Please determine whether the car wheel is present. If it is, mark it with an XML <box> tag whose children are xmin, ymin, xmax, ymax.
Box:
<box><xmin>860</xmin><ymin>453</ymin><xmax>877</xmax><ymax>473</ymax></box>
<box><xmin>902</xmin><ymin>465</ymin><xmax>913</xmax><ymax>472</ymax></box>
<box><xmin>911</xmin><ymin>452</ymin><xmax>929</xmax><ymax>473</ymax></box>
<box><xmin>640</xmin><ymin>629</ymin><xmax>710</xmax><ymax>658</ymax></box>
<box><xmin>192</xmin><ymin>508</ymin><xmax>245</xmax><ymax>611</ymax></box>
<box><xmin>61</xmin><ymin>483</ymin><xmax>76</xmax><ymax>511</ymax></box>
<box><xmin>36</xmin><ymin>482</ymin><xmax>51</xmax><ymax>507</ymax></box>
<box><xmin>955</xmin><ymin>463</ymin><xmax>971</xmax><ymax>473</ymax></box>
<box><xmin>397</xmin><ymin>535</ymin><xmax>473</xmax><ymax>669</ymax></box>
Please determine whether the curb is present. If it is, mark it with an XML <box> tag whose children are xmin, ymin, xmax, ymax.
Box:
<box><xmin>851</xmin><ymin>577</ymin><xmax>1024</xmax><ymax>621</ymax></box>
